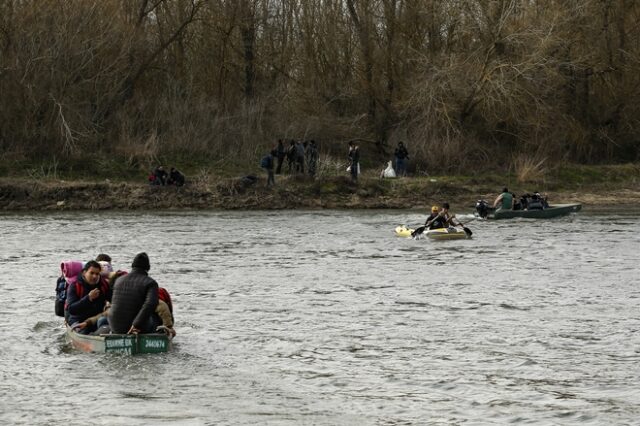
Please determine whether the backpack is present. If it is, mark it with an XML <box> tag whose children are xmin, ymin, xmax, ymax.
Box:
<box><xmin>158</xmin><ymin>287</ymin><xmax>173</xmax><ymax>314</ymax></box>
<box><xmin>54</xmin><ymin>276</ymin><xmax>68</xmax><ymax>317</ymax></box>
<box><xmin>260</xmin><ymin>155</ymin><xmax>272</xmax><ymax>169</ymax></box>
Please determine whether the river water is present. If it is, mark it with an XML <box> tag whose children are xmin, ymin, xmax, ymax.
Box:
<box><xmin>0</xmin><ymin>208</ymin><xmax>639</xmax><ymax>425</ymax></box>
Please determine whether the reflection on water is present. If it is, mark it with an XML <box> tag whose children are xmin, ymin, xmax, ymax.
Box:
<box><xmin>1</xmin><ymin>208</ymin><xmax>639</xmax><ymax>424</ymax></box>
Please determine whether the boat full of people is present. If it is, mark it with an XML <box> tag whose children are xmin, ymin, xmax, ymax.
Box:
<box><xmin>55</xmin><ymin>253</ymin><xmax>175</xmax><ymax>355</ymax></box>
<box><xmin>476</xmin><ymin>191</ymin><xmax>582</xmax><ymax>220</ymax></box>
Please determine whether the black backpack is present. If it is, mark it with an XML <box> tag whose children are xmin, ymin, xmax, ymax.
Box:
<box><xmin>260</xmin><ymin>155</ymin><xmax>272</xmax><ymax>169</ymax></box>
<box><xmin>54</xmin><ymin>276</ymin><xmax>68</xmax><ymax>317</ymax></box>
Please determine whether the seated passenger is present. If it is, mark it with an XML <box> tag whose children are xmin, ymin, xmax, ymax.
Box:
<box><xmin>168</xmin><ymin>167</ymin><xmax>185</xmax><ymax>186</ymax></box>
<box><xmin>66</xmin><ymin>260</ymin><xmax>111</xmax><ymax>334</ymax></box>
<box><xmin>527</xmin><ymin>192</ymin><xmax>545</xmax><ymax>210</ymax></box>
<box><xmin>440</xmin><ymin>202</ymin><xmax>463</xmax><ymax>228</ymax></box>
<box><xmin>108</xmin><ymin>252</ymin><xmax>162</xmax><ymax>334</ymax></box>
<box><xmin>76</xmin><ymin>296</ymin><xmax>174</xmax><ymax>336</ymax></box>
<box><xmin>153</xmin><ymin>166</ymin><xmax>168</xmax><ymax>186</ymax></box>
<box><xmin>424</xmin><ymin>205</ymin><xmax>440</xmax><ymax>226</ymax></box>
<box><xmin>493</xmin><ymin>187</ymin><xmax>513</xmax><ymax>210</ymax></box>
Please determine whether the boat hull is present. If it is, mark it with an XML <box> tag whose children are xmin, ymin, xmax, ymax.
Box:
<box><xmin>395</xmin><ymin>225</ymin><xmax>469</xmax><ymax>240</ymax></box>
<box><xmin>487</xmin><ymin>203</ymin><xmax>582</xmax><ymax>220</ymax></box>
<box><xmin>66</xmin><ymin>326</ymin><xmax>172</xmax><ymax>355</ymax></box>
<box><xmin>425</xmin><ymin>227</ymin><xmax>469</xmax><ymax>240</ymax></box>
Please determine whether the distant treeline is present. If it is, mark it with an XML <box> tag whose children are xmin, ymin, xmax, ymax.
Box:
<box><xmin>1</xmin><ymin>0</ymin><xmax>639</xmax><ymax>174</ymax></box>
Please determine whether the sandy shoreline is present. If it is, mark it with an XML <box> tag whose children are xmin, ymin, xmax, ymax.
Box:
<box><xmin>1</xmin><ymin>177</ymin><xmax>639</xmax><ymax>211</ymax></box>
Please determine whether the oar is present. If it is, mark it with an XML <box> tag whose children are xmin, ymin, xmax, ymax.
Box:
<box><xmin>411</xmin><ymin>226</ymin><xmax>426</xmax><ymax>238</ymax></box>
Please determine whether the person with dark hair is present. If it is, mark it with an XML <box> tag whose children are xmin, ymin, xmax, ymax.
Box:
<box><xmin>527</xmin><ymin>191</ymin><xmax>546</xmax><ymax>210</ymax></box>
<box><xmin>66</xmin><ymin>260</ymin><xmax>111</xmax><ymax>334</ymax></box>
<box><xmin>348</xmin><ymin>141</ymin><xmax>360</xmax><ymax>182</ymax></box>
<box><xmin>152</xmin><ymin>166</ymin><xmax>168</xmax><ymax>186</ymax></box>
<box><xmin>168</xmin><ymin>167</ymin><xmax>185</xmax><ymax>186</ymax></box>
<box><xmin>95</xmin><ymin>254</ymin><xmax>111</xmax><ymax>263</ymax></box>
<box><xmin>286</xmin><ymin>140</ymin><xmax>296</xmax><ymax>173</ymax></box>
<box><xmin>295</xmin><ymin>140</ymin><xmax>305</xmax><ymax>174</ymax></box>
<box><xmin>275</xmin><ymin>139</ymin><xmax>286</xmax><ymax>174</ymax></box>
<box><xmin>394</xmin><ymin>141</ymin><xmax>409</xmax><ymax>177</ymax></box>
<box><xmin>493</xmin><ymin>187</ymin><xmax>513</xmax><ymax>210</ymax></box>
<box><xmin>260</xmin><ymin>149</ymin><xmax>276</xmax><ymax>187</ymax></box>
<box><xmin>307</xmin><ymin>140</ymin><xmax>319</xmax><ymax>177</ymax></box>
<box><xmin>108</xmin><ymin>252</ymin><xmax>161</xmax><ymax>334</ymax></box>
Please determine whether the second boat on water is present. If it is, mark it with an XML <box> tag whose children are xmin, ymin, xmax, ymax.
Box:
<box><xmin>477</xmin><ymin>203</ymin><xmax>582</xmax><ymax>220</ymax></box>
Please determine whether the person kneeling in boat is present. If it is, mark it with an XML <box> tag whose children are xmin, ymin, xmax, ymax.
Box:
<box><xmin>493</xmin><ymin>188</ymin><xmax>513</xmax><ymax>210</ymax></box>
<box><xmin>108</xmin><ymin>252</ymin><xmax>163</xmax><ymax>335</ymax></box>
<box><xmin>424</xmin><ymin>205</ymin><xmax>444</xmax><ymax>229</ymax></box>
<box><xmin>66</xmin><ymin>260</ymin><xmax>111</xmax><ymax>335</ymax></box>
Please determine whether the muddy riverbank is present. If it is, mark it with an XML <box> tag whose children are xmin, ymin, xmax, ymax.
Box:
<box><xmin>2</xmin><ymin>173</ymin><xmax>639</xmax><ymax>212</ymax></box>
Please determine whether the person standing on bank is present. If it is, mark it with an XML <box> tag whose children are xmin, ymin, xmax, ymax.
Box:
<box><xmin>493</xmin><ymin>187</ymin><xmax>514</xmax><ymax>210</ymax></box>
<box><xmin>348</xmin><ymin>141</ymin><xmax>360</xmax><ymax>182</ymax></box>
<box><xmin>307</xmin><ymin>140</ymin><xmax>319</xmax><ymax>177</ymax></box>
<box><xmin>275</xmin><ymin>139</ymin><xmax>286</xmax><ymax>174</ymax></box>
<box><xmin>261</xmin><ymin>149</ymin><xmax>276</xmax><ymax>187</ymax></box>
<box><xmin>394</xmin><ymin>141</ymin><xmax>409</xmax><ymax>177</ymax></box>
<box><xmin>108</xmin><ymin>252</ymin><xmax>161</xmax><ymax>334</ymax></box>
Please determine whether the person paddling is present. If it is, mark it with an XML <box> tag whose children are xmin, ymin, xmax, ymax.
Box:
<box><xmin>424</xmin><ymin>205</ymin><xmax>440</xmax><ymax>227</ymax></box>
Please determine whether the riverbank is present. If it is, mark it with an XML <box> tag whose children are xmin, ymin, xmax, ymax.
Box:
<box><xmin>2</xmin><ymin>163</ymin><xmax>640</xmax><ymax>211</ymax></box>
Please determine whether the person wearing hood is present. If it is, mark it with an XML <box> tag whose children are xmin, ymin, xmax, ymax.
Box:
<box><xmin>108</xmin><ymin>252</ymin><xmax>161</xmax><ymax>334</ymax></box>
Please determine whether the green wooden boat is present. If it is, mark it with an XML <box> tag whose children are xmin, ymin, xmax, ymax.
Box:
<box><xmin>486</xmin><ymin>203</ymin><xmax>582</xmax><ymax>220</ymax></box>
<box><xmin>66</xmin><ymin>325</ymin><xmax>172</xmax><ymax>354</ymax></box>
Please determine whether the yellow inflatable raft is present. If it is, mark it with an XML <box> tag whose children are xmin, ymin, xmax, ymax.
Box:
<box><xmin>395</xmin><ymin>225</ymin><xmax>470</xmax><ymax>240</ymax></box>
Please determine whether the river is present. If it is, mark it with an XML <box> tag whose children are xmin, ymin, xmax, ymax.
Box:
<box><xmin>0</xmin><ymin>208</ymin><xmax>639</xmax><ymax>425</ymax></box>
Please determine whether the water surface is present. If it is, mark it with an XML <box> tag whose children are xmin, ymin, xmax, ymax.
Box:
<box><xmin>0</xmin><ymin>208</ymin><xmax>639</xmax><ymax>425</ymax></box>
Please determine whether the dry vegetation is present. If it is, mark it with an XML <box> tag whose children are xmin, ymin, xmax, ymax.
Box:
<box><xmin>1</xmin><ymin>0</ymin><xmax>639</xmax><ymax>176</ymax></box>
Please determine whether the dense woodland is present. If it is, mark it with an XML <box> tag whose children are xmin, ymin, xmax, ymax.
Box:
<box><xmin>1</xmin><ymin>0</ymin><xmax>639</xmax><ymax>176</ymax></box>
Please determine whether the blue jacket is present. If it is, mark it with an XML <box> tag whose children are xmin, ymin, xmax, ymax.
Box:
<box><xmin>66</xmin><ymin>273</ymin><xmax>111</xmax><ymax>325</ymax></box>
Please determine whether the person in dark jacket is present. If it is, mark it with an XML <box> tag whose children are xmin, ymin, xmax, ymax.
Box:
<box><xmin>348</xmin><ymin>141</ymin><xmax>360</xmax><ymax>182</ymax></box>
<box><xmin>307</xmin><ymin>140</ymin><xmax>319</xmax><ymax>177</ymax></box>
<box><xmin>152</xmin><ymin>166</ymin><xmax>168</xmax><ymax>185</ymax></box>
<box><xmin>168</xmin><ymin>167</ymin><xmax>185</xmax><ymax>186</ymax></box>
<box><xmin>66</xmin><ymin>260</ymin><xmax>111</xmax><ymax>334</ymax></box>
<box><xmin>275</xmin><ymin>139</ymin><xmax>286</xmax><ymax>174</ymax></box>
<box><xmin>394</xmin><ymin>141</ymin><xmax>409</xmax><ymax>177</ymax></box>
<box><xmin>108</xmin><ymin>252</ymin><xmax>161</xmax><ymax>334</ymax></box>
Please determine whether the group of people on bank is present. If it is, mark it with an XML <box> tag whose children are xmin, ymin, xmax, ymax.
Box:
<box><xmin>149</xmin><ymin>165</ymin><xmax>185</xmax><ymax>187</ymax></box>
<box><xmin>56</xmin><ymin>252</ymin><xmax>175</xmax><ymax>337</ymax></box>
<box><xmin>261</xmin><ymin>139</ymin><xmax>320</xmax><ymax>187</ymax></box>
<box><xmin>261</xmin><ymin>139</ymin><xmax>412</xmax><ymax>186</ymax></box>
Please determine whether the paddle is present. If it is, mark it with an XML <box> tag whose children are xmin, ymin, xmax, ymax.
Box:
<box><xmin>411</xmin><ymin>226</ymin><xmax>426</xmax><ymax>239</ymax></box>
<box><xmin>454</xmin><ymin>218</ymin><xmax>473</xmax><ymax>237</ymax></box>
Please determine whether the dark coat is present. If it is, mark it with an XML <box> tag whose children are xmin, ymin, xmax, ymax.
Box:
<box><xmin>66</xmin><ymin>274</ymin><xmax>111</xmax><ymax>325</ymax></box>
<box><xmin>108</xmin><ymin>267</ymin><xmax>159</xmax><ymax>333</ymax></box>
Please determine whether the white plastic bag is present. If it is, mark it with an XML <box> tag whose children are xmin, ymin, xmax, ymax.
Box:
<box><xmin>383</xmin><ymin>161</ymin><xmax>396</xmax><ymax>178</ymax></box>
<box><xmin>346</xmin><ymin>164</ymin><xmax>361</xmax><ymax>174</ymax></box>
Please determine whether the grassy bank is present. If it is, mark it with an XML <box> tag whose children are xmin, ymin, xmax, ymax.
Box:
<box><xmin>1</xmin><ymin>163</ymin><xmax>639</xmax><ymax>211</ymax></box>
